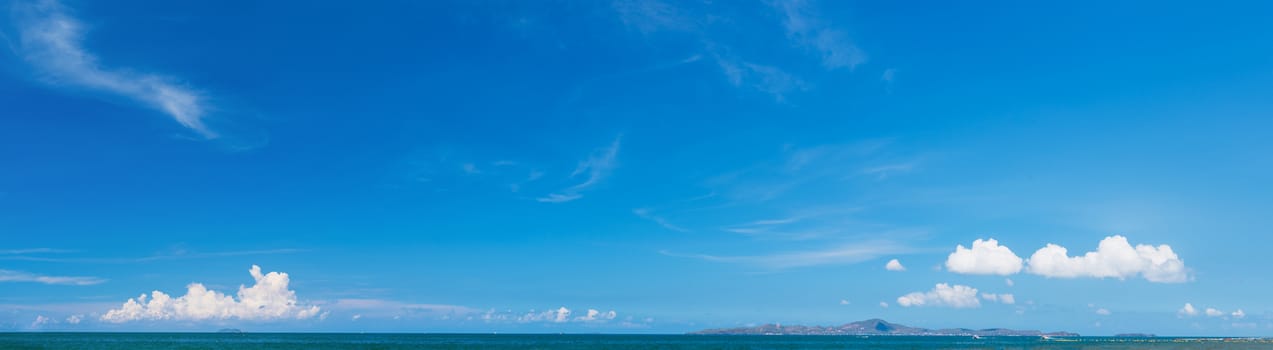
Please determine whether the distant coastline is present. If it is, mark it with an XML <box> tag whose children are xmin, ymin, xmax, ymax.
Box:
<box><xmin>690</xmin><ymin>319</ymin><xmax>1079</xmax><ymax>337</ymax></box>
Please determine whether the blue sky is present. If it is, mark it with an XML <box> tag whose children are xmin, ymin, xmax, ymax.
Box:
<box><xmin>2</xmin><ymin>0</ymin><xmax>1273</xmax><ymax>336</ymax></box>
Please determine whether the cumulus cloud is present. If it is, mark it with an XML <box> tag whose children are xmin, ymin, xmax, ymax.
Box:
<box><xmin>879</xmin><ymin>302</ymin><xmax>889</xmax><ymax>308</ymax></box>
<box><xmin>1096</xmin><ymin>308</ymin><xmax>1111</xmax><ymax>316</ymax></box>
<box><xmin>1205</xmin><ymin>308</ymin><xmax>1224</xmax><ymax>317</ymax></box>
<box><xmin>11</xmin><ymin>0</ymin><xmax>215</xmax><ymax>137</ymax></box>
<box><xmin>885</xmin><ymin>259</ymin><xmax>906</xmax><ymax>271</ymax></box>
<box><xmin>1178</xmin><ymin>303</ymin><xmax>1198</xmax><ymax>317</ymax></box>
<box><xmin>100</xmin><ymin>265</ymin><xmax>321</xmax><ymax>323</ymax></box>
<box><xmin>538</xmin><ymin>138</ymin><xmax>621</xmax><ymax>203</ymax></box>
<box><xmin>65</xmin><ymin>314</ymin><xmax>82</xmax><ymax>324</ymax></box>
<box><xmin>1025</xmin><ymin>236</ymin><xmax>1188</xmax><ymax>283</ymax></box>
<box><xmin>896</xmin><ymin>283</ymin><xmax>980</xmax><ymax>308</ymax></box>
<box><xmin>945</xmin><ymin>239</ymin><xmax>1023</xmax><ymax>275</ymax></box>
<box><xmin>1233</xmin><ymin>309</ymin><xmax>1246</xmax><ymax>319</ymax></box>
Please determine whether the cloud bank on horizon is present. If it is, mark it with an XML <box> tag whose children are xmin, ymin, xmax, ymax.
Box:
<box><xmin>100</xmin><ymin>265</ymin><xmax>321</xmax><ymax>323</ymax></box>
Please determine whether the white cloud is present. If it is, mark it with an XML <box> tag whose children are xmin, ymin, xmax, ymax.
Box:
<box><xmin>575</xmin><ymin>309</ymin><xmax>618</xmax><ymax>322</ymax></box>
<box><xmin>65</xmin><ymin>314</ymin><xmax>82</xmax><ymax>324</ymax></box>
<box><xmin>1232</xmin><ymin>309</ymin><xmax>1246</xmax><ymax>319</ymax></box>
<box><xmin>879</xmin><ymin>301</ymin><xmax>888</xmax><ymax>308</ymax></box>
<box><xmin>100</xmin><ymin>265</ymin><xmax>321</xmax><ymax>323</ymax></box>
<box><xmin>839</xmin><ymin>299</ymin><xmax>849</xmax><ymax>305</ymax></box>
<box><xmin>31</xmin><ymin>315</ymin><xmax>52</xmax><ymax>328</ymax></box>
<box><xmin>885</xmin><ymin>259</ymin><xmax>906</xmax><ymax>271</ymax></box>
<box><xmin>1004</xmin><ymin>278</ymin><xmax>1014</xmax><ymax>287</ymax></box>
<box><xmin>535</xmin><ymin>193</ymin><xmax>582</xmax><ymax>203</ymax></box>
<box><xmin>896</xmin><ymin>283</ymin><xmax>980</xmax><ymax>308</ymax></box>
<box><xmin>554</xmin><ymin>307</ymin><xmax>571</xmax><ymax>323</ymax></box>
<box><xmin>480</xmin><ymin>306</ymin><xmax>621</xmax><ymax>324</ymax></box>
<box><xmin>1096</xmin><ymin>308</ymin><xmax>1111</xmax><ymax>316</ymax></box>
<box><xmin>538</xmin><ymin>138</ymin><xmax>621</xmax><ymax>203</ymax></box>
<box><xmin>0</xmin><ymin>269</ymin><xmax>104</xmax><ymax>285</ymax></box>
<box><xmin>945</xmin><ymin>238</ymin><xmax>1023</xmax><ymax>275</ymax></box>
<box><xmin>12</xmin><ymin>0</ymin><xmax>215</xmax><ymax>137</ymax></box>
<box><xmin>1205</xmin><ymin>308</ymin><xmax>1224</xmax><ymax>317</ymax></box>
<box><xmin>511</xmin><ymin>307</ymin><xmax>572</xmax><ymax>323</ymax></box>
<box><xmin>1178</xmin><ymin>303</ymin><xmax>1198</xmax><ymax>317</ymax></box>
<box><xmin>351</xmin><ymin>314</ymin><xmax>362</xmax><ymax>321</ymax></box>
<box><xmin>980</xmin><ymin>293</ymin><xmax>1015</xmax><ymax>305</ymax></box>
<box><xmin>1025</xmin><ymin>236</ymin><xmax>1188</xmax><ymax>283</ymax></box>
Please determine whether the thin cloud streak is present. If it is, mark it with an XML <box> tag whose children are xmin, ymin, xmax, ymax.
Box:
<box><xmin>0</xmin><ymin>248</ymin><xmax>74</xmax><ymax>255</ymax></box>
<box><xmin>633</xmin><ymin>208</ymin><xmax>690</xmax><ymax>233</ymax></box>
<box><xmin>661</xmin><ymin>240</ymin><xmax>909</xmax><ymax>269</ymax></box>
<box><xmin>0</xmin><ymin>269</ymin><xmax>105</xmax><ymax>285</ymax></box>
<box><xmin>610</xmin><ymin>0</ymin><xmax>826</xmax><ymax>101</ymax></box>
<box><xmin>538</xmin><ymin>137</ymin><xmax>621</xmax><ymax>203</ymax></box>
<box><xmin>11</xmin><ymin>0</ymin><xmax>215</xmax><ymax>137</ymax></box>
<box><xmin>0</xmin><ymin>248</ymin><xmax>307</xmax><ymax>264</ymax></box>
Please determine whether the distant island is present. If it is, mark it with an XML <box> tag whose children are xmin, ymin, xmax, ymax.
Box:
<box><xmin>690</xmin><ymin>318</ymin><xmax>1078</xmax><ymax>337</ymax></box>
<box><xmin>216</xmin><ymin>328</ymin><xmax>243</xmax><ymax>333</ymax></box>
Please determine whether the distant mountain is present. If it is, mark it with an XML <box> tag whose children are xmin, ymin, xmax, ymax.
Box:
<box><xmin>690</xmin><ymin>319</ymin><xmax>1078</xmax><ymax>336</ymax></box>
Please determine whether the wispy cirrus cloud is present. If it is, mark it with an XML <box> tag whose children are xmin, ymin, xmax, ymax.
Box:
<box><xmin>10</xmin><ymin>0</ymin><xmax>215</xmax><ymax>137</ymax></box>
<box><xmin>0</xmin><ymin>248</ymin><xmax>306</xmax><ymax>264</ymax></box>
<box><xmin>537</xmin><ymin>137</ymin><xmax>621</xmax><ymax>203</ymax></box>
<box><xmin>771</xmin><ymin>0</ymin><xmax>867</xmax><ymax>70</ymax></box>
<box><xmin>662</xmin><ymin>240</ymin><xmax>908</xmax><ymax>269</ymax></box>
<box><xmin>0</xmin><ymin>269</ymin><xmax>104</xmax><ymax>286</ymax></box>
<box><xmin>609</xmin><ymin>0</ymin><xmax>859</xmax><ymax>101</ymax></box>
<box><xmin>713</xmin><ymin>56</ymin><xmax>807</xmax><ymax>101</ymax></box>
<box><xmin>0</xmin><ymin>248</ymin><xmax>73</xmax><ymax>255</ymax></box>
<box><xmin>633</xmin><ymin>208</ymin><xmax>690</xmax><ymax>233</ymax></box>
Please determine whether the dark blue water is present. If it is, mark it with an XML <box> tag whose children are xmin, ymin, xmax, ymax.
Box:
<box><xmin>1</xmin><ymin>333</ymin><xmax>1269</xmax><ymax>349</ymax></box>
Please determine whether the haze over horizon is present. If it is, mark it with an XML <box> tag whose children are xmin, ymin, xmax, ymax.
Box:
<box><xmin>3</xmin><ymin>0</ymin><xmax>1273</xmax><ymax>337</ymax></box>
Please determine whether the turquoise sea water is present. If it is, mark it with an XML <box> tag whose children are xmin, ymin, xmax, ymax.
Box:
<box><xmin>1</xmin><ymin>333</ymin><xmax>1270</xmax><ymax>349</ymax></box>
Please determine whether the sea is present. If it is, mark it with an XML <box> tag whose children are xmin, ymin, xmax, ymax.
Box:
<box><xmin>1</xmin><ymin>333</ymin><xmax>1270</xmax><ymax>349</ymax></box>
